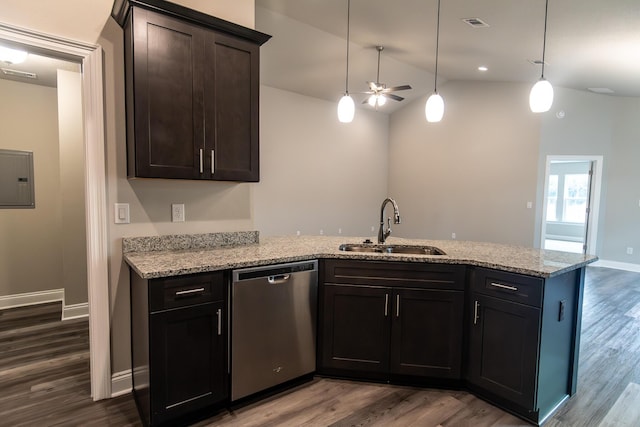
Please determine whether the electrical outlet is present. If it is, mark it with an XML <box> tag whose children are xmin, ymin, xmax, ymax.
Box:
<box><xmin>527</xmin><ymin>201</ymin><xmax>533</xmax><ymax>209</ymax></box>
<box><xmin>371</xmin><ymin>226</ymin><xmax>375</xmax><ymax>232</ymax></box>
<box><xmin>338</xmin><ymin>228</ymin><xmax>342</xmax><ymax>234</ymax></box>
<box><xmin>451</xmin><ymin>232</ymin><xmax>456</xmax><ymax>239</ymax></box>
<box><xmin>627</xmin><ymin>247</ymin><xmax>634</xmax><ymax>255</ymax></box>
<box><xmin>171</xmin><ymin>204</ymin><xmax>185</xmax><ymax>222</ymax></box>
<box><xmin>319</xmin><ymin>229</ymin><xmax>324</xmax><ymax>235</ymax></box>
<box><xmin>296</xmin><ymin>230</ymin><xmax>301</xmax><ymax>236</ymax></box>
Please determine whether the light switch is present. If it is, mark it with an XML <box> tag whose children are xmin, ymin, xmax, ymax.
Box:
<box><xmin>114</xmin><ymin>203</ymin><xmax>130</xmax><ymax>224</ymax></box>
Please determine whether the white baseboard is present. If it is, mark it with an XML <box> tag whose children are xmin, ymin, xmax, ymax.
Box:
<box><xmin>0</xmin><ymin>289</ymin><xmax>64</xmax><ymax>311</ymax></box>
<box><xmin>591</xmin><ymin>259</ymin><xmax>640</xmax><ymax>273</ymax></box>
<box><xmin>63</xmin><ymin>303</ymin><xmax>89</xmax><ymax>320</ymax></box>
<box><xmin>0</xmin><ymin>289</ymin><xmax>89</xmax><ymax>320</ymax></box>
<box><xmin>111</xmin><ymin>370</ymin><xmax>133</xmax><ymax>397</ymax></box>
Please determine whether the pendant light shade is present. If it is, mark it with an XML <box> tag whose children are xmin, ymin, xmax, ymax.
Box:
<box><xmin>425</xmin><ymin>93</ymin><xmax>444</xmax><ymax>123</ymax></box>
<box><xmin>530</xmin><ymin>0</ymin><xmax>553</xmax><ymax>113</ymax></box>
<box><xmin>337</xmin><ymin>0</ymin><xmax>354</xmax><ymax>123</ymax></box>
<box><xmin>529</xmin><ymin>78</ymin><xmax>554</xmax><ymax>113</ymax></box>
<box><xmin>338</xmin><ymin>94</ymin><xmax>355</xmax><ymax>122</ymax></box>
<box><xmin>425</xmin><ymin>0</ymin><xmax>444</xmax><ymax>123</ymax></box>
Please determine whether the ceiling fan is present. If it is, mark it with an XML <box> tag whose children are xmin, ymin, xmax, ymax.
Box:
<box><xmin>363</xmin><ymin>46</ymin><xmax>412</xmax><ymax>108</ymax></box>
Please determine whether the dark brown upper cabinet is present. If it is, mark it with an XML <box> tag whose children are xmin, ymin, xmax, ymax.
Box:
<box><xmin>112</xmin><ymin>0</ymin><xmax>271</xmax><ymax>182</ymax></box>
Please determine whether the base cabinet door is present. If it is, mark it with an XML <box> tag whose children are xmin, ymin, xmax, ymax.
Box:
<box><xmin>131</xmin><ymin>271</ymin><xmax>228</xmax><ymax>426</ymax></box>
<box><xmin>320</xmin><ymin>284</ymin><xmax>391</xmax><ymax>377</ymax></box>
<box><xmin>390</xmin><ymin>288</ymin><xmax>464</xmax><ymax>379</ymax></box>
<box><xmin>150</xmin><ymin>301</ymin><xmax>227</xmax><ymax>424</ymax></box>
<box><xmin>467</xmin><ymin>293</ymin><xmax>540</xmax><ymax>409</ymax></box>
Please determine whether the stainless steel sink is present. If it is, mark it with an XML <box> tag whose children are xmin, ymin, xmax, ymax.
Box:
<box><xmin>339</xmin><ymin>243</ymin><xmax>446</xmax><ymax>255</ymax></box>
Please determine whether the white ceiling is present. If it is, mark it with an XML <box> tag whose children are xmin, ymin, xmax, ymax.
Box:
<box><xmin>256</xmin><ymin>0</ymin><xmax>640</xmax><ymax>113</ymax></box>
<box><xmin>0</xmin><ymin>49</ymin><xmax>80</xmax><ymax>88</ymax></box>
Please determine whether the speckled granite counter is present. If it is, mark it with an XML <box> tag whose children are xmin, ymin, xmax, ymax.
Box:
<box><xmin>123</xmin><ymin>232</ymin><xmax>598</xmax><ymax>279</ymax></box>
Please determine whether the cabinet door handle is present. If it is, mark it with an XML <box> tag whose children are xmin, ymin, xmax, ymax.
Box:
<box><xmin>217</xmin><ymin>308</ymin><xmax>222</xmax><ymax>336</ymax></box>
<box><xmin>473</xmin><ymin>300</ymin><xmax>480</xmax><ymax>325</ymax></box>
<box><xmin>175</xmin><ymin>287</ymin><xmax>205</xmax><ymax>297</ymax></box>
<box><xmin>384</xmin><ymin>293</ymin><xmax>389</xmax><ymax>317</ymax></box>
<box><xmin>490</xmin><ymin>282</ymin><xmax>518</xmax><ymax>292</ymax></box>
<box><xmin>396</xmin><ymin>294</ymin><xmax>400</xmax><ymax>318</ymax></box>
<box><xmin>211</xmin><ymin>149</ymin><xmax>215</xmax><ymax>174</ymax></box>
<box><xmin>199</xmin><ymin>149</ymin><xmax>204</xmax><ymax>174</ymax></box>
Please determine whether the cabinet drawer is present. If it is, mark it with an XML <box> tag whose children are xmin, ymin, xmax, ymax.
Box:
<box><xmin>149</xmin><ymin>271</ymin><xmax>225</xmax><ymax>312</ymax></box>
<box><xmin>322</xmin><ymin>259</ymin><xmax>465</xmax><ymax>290</ymax></box>
<box><xmin>471</xmin><ymin>268</ymin><xmax>543</xmax><ymax>307</ymax></box>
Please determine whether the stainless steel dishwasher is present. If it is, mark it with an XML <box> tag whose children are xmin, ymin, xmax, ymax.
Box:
<box><xmin>231</xmin><ymin>260</ymin><xmax>318</xmax><ymax>401</ymax></box>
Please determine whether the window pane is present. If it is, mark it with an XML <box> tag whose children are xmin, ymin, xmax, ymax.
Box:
<box><xmin>563</xmin><ymin>174</ymin><xmax>589</xmax><ymax>223</ymax></box>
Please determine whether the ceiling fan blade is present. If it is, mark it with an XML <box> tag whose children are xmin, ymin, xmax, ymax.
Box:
<box><xmin>383</xmin><ymin>85</ymin><xmax>412</xmax><ymax>92</ymax></box>
<box><xmin>386</xmin><ymin>93</ymin><xmax>405</xmax><ymax>102</ymax></box>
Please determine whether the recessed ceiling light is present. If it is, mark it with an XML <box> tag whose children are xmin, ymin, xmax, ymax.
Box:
<box><xmin>587</xmin><ymin>87</ymin><xmax>614</xmax><ymax>94</ymax></box>
<box><xmin>478</xmin><ymin>66</ymin><xmax>488</xmax><ymax>72</ymax></box>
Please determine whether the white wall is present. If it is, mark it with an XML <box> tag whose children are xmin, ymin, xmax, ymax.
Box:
<box><xmin>255</xmin><ymin>86</ymin><xmax>388</xmax><ymax>238</ymax></box>
<box><xmin>57</xmin><ymin>69</ymin><xmax>88</xmax><ymax>305</ymax></box>
<box><xmin>0</xmin><ymin>79</ymin><xmax>62</xmax><ymax>298</ymax></box>
<box><xmin>389</xmin><ymin>81</ymin><xmax>540</xmax><ymax>245</ymax></box>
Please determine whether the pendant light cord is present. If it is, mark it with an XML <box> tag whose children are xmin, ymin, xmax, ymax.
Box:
<box><xmin>344</xmin><ymin>0</ymin><xmax>351</xmax><ymax>94</ymax></box>
<box><xmin>541</xmin><ymin>0</ymin><xmax>549</xmax><ymax>79</ymax></box>
<box><xmin>433</xmin><ymin>0</ymin><xmax>441</xmax><ymax>92</ymax></box>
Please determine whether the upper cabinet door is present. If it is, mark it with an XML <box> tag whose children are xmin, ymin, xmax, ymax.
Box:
<box><xmin>129</xmin><ymin>8</ymin><xmax>204</xmax><ymax>179</ymax></box>
<box><xmin>204</xmin><ymin>34</ymin><xmax>260</xmax><ymax>182</ymax></box>
<box><xmin>117</xmin><ymin>0</ymin><xmax>271</xmax><ymax>182</ymax></box>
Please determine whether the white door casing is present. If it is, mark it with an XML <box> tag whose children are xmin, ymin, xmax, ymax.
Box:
<box><xmin>0</xmin><ymin>22</ymin><xmax>111</xmax><ymax>400</ymax></box>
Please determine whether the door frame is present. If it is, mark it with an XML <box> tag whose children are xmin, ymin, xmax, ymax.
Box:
<box><xmin>0</xmin><ymin>23</ymin><xmax>111</xmax><ymax>400</ymax></box>
<box><xmin>540</xmin><ymin>155</ymin><xmax>603</xmax><ymax>255</ymax></box>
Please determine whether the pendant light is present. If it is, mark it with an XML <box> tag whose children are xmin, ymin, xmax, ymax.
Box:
<box><xmin>529</xmin><ymin>0</ymin><xmax>553</xmax><ymax>113</ymax></box>
<box><xmin>425</xmin><ymin>0</ymin><xmax>444</xmax><ymax>123</ymax></box>
<box><xmin>337</xmin><ymin>0</ymin><xmax>355</xmax><ymax>123</ymax></box>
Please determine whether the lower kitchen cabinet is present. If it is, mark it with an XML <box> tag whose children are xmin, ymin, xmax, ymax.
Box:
<box><xmin>319</xmin><ymin>260</ymin><xmax>465</xmax><ymax>383</ymax></box>
<box><xmin>467</xmin><ymin>293</ymin><xmax>540</xmax><ymax>409</ymax></box>
<box><xmin>130</xmin><ymin>270</ymin><xmax>228</xmax><ymax>426</ymax></box>
<box><xmin>466</xmin><ymin>267</ymin><xmax>583</xmax><ymax>424</ymax></box>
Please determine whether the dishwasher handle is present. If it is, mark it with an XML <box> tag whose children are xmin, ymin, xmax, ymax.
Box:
<box><xmin>267</xmin><ymin>274</ymin><xmax>291</xmax><ymax>284</ymax></box>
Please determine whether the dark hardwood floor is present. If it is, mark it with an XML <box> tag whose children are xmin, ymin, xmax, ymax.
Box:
<box><xmin>1</xmin><ymin>266</ymin><xmax>638</xmax><ymax>426</ymax></box>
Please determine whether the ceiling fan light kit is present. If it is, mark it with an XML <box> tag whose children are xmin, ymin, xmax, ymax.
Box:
<box><xmin>425</xmin><ymin>0</ymin><xmax>444</xmax><ymax>123</ymax></box>
<box><xmin>337</xmin><ymin>0</ymin><xmax>355</xmax><ymax>123</ymax></box>
<box><xmin>363</xmin><ymin>45</ymin><xmax>412</xmax><ymax>109</ymax></box>
<box><xmin>529</xmin><ymin>0</ymin><xmax>554</xmax><ymax>113</ymax></box>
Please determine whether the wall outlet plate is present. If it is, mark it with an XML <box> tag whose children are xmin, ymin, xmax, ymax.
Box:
<box><xmin>171</xmin><ymin>204</ymin><xmax>185</xmax><ymax>222</ymax></box>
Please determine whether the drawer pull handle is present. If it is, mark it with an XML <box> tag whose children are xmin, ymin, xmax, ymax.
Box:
<box><xmin>175</xmin><ymin>287</ymin><xmax>205</xmax><ymax>296</ymax></box>
<box><xmin>474</xmin><ymin>300</ymin><xmax>480</xmax><ymax>325</ymax></box>
<box><xmin>217</xmin><ymin>308</ymin><xmax>222</xmax><ymax>336</ymax></box>
<box><xmin>199</xmin><ymin>149</ymin><xmax>203</xmax><ymax>174</ymax></box>
<box><xmin>384</xmin><ymin>294</ymin><xmax>389</xmax><ymax>317</ymax></box>
<box><xmin>490</xmin><ymin>282</ymin><xmax>518</xmax><ymax>292</ymax></box>
<box><xmin>396</xmin><ymin>294</ymin><xmax>400</xmax><ymax>318</ymax></box>
<box><xmin>211</xmin><ymin>150</ymin><xmax>215</xmax><ymax>174</ymax></box>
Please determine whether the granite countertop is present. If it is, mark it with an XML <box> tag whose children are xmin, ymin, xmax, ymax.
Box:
<box><xmin>123</xmin><ymin>232</ymin><xmax>598</xmax><ymax>279</ymax></box>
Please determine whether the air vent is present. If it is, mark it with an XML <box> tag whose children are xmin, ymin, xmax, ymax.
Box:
<box><xmin>462</xmin><ymin>18</ymin><xmax>489</xmax><ymax>28</ymax></box>
<box><xmin>588</xmin><ymin>88</ymin><xmax>614</xmax><ymax>94</ymax></box>
<box><xmin>1</xmin><ymin>68</ymin><xmax>37</xmax><ymax>79</ymax></box>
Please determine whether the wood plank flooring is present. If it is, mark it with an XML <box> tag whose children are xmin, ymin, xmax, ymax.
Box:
<box><xmin>0</xmin><ymin>266</ymin><xmax>639</xmax><ymax>426</ymax></box>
